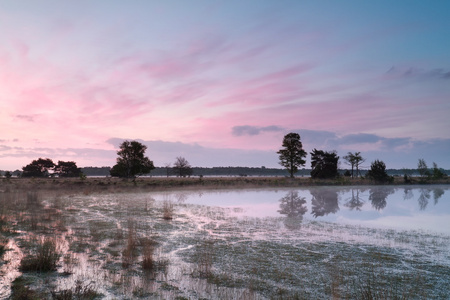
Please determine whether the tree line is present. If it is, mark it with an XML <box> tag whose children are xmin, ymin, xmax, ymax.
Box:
<box><xmin>1</xmin><ymin>136</ymin><xmax>448</xmax><ymax>181</ymax></box>
<box><xmin>277</xmin><ymin>132</ymin><xmax>447</xmax><ymax>183</ymax></box>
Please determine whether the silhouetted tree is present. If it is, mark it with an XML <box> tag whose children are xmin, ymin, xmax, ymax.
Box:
<box><xmin>432</xmin><ymin>162</ymin><xmax>446</xmax><ymax>180</ymax></box>
<box><xmin>22</xmin><ymin>158</ymin><xmax>55</xmax><ymax>177</ymax></box>
<box><xmin>343</xmin><ymin>152</ymin><xmax>365</xmax><ymax>178</ymax></box>
<box><xmin>110</xmin><ymin>140</ymin><xmax>155</xmax><ymax>178</ymax></box>
<box><xmin>417</xmin><ymin>159</ymin><xmax>430</xmax><ymax>178</ymax></box>
<box><xmin>4</xmin><ymin>171</ymin><xmax>12</xmax><ymax>179</ymax></box>
<box><xmin>277</xmin><ymin>133</ymin><xmax>307</xmax><ymax>178</ymax></box>
<box><xmin>310</xmin><ymin>149</ymin><xmax>339</xmax><ymax>179</ymax></box>
<box><xmin>366</xmin><ymin>160</ymin><xmax>391</xmax><ymax>183</ymax></box>
<box><xmin>54</xmin><ymin>161</ymin><xmax>81</xmax><ymax>177</ymax></box>
<box><xmin>173</xmin><ymin>157</ymin><xmax>193</xmax><ymax>177</ymax></box>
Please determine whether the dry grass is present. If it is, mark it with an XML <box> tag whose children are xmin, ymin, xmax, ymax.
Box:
<box><xmin>194</xmin><ymin>238</ymin><xmax>216</xmax><ymax>278</ymax></box>
<box><xmin>122</xmin><ymin>218</ymin><xmax>137</xmax><ymax>268</ymax></box>
<box><xmin>50</xmin><ymin>280</ymin><xmax>100</xmax><ymax>300</ymax></box>
<box><xmin>20</xmin><ymin>237</ymin><xmax>61</xmax><ymax>272</ymax></box>
<box><xmin>162</xmin><ymin>200</ymin><xmax>174</xmax><ymax>220</ymax></box>
<box><xmin>3</xmin><ymin>176</ymin><xmax>446</xmax><ymax>196</ymax></box>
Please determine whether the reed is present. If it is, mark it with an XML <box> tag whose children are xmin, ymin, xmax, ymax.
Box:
<box><xmin>20</xmin><ymin>237</ymin><xmax>61</xmax><ymax>272</ymax></box>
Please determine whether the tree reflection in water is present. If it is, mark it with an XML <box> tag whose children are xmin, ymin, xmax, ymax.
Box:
<box><xmin>344</xmin><ymin>188</ymin><xmax>367</xmax><ymax>211</ymax></box>
<box><xmin>278</xmin><ymin>191</ymin><xmax>307</xmax><ymax>230</ymax></box>
<box><xmin>310</xmin><ymin>188</ymin><xmax>339</xmax><ymax>217</ymax></box>
<box><xmin>369</xmin><ymin>187</ymin><xmax>395</xmax><ymax>210</ymax></box>
<box><xmin>403</xmin><ymin>188</ymin><xmax>414</xmax><ymax>200</ymax></box>
<box><xmin>432</xmin><ymin>188</ymin><xmax>444</xmax><ymax>205</ymax></box>
<box><xmin>418</xmin><ymin>189</ymin><xmax>431</xmax><ymax>210</ymax></box>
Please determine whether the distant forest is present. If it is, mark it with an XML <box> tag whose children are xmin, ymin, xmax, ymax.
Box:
<box><xmin>77</xmin><ymin>166</ymin><xmax>449</xmax><ymax>177</ymax></box>
<box><xmin>1</xmin><ymin>166</ymin><xmax>449</xmax><ymax>178</ymax></box>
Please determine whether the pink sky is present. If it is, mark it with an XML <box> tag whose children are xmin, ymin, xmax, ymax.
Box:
<box><xmin>1</xmin><ymin>1</ymin><xmax>449</xmax><ymax>170</ymax></box>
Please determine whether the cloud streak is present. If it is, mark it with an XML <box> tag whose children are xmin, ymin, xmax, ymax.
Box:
<box><xmin>0</xmin><ymin>1</ymin><xmax>449</xmax><ymax>170</ymax></box>
<box><xmin>232</xmin><ymin>125</ymin><xmax>285</xmax><ymax>136</ymax></box>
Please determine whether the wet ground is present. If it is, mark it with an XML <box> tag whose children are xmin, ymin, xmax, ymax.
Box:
<box><xmin>0</xmin><ymin>186</ymin><xmax>449</xmax><ymax>299</ymax></box>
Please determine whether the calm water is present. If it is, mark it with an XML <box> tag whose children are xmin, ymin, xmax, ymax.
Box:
<box><xmin>152</xmin><ymin>185</ymin><xmax>450</xmax><ymax>234</ymax></box>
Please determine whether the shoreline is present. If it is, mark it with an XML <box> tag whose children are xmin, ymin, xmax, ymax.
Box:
<box><xmin>1</xmin><ymin>176</ymin><xmax>449</xmax><ymax>193</ymax></box>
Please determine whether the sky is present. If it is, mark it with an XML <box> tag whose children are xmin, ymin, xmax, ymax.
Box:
<box><xmin>1</xmin><ymin>0</ymin><xmax>449</xmax><ymax>171</ymax></box>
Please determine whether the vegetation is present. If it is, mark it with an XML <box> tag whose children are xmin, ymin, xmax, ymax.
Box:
<box><xmin>366</xmin><ymin>160</ymin><xmax>392</xmax><ymax>183</ymax></box>
<box><xmin>54</xmin><ymin>160</ymin><xmax>82</xmax><ymax>177</ymax></box>
<box><xmin>277</xmin><ymin>132</ymin><xmax>307</xmax><ymax>178</ymax></box>
<box><xmin>20</xmin><ymin>158</ymin><xmax>82</xmax><ymax>178</ymax></box>
<box><xmin>310</xmin><ymin>149</ymin><xmax>339</xmax><ymax>179</ymax></box>
<box><xmin>343</xmin><ymin>152</ymin><xmax>365</xmax><ymax>178</ymax></box>
<box><xmin>19</xmin><ymin>237</ymin><xmax>61</xmax><ymax>272</ymax></box>
<box><xmin>110</xmin><ymin>140</ymin><xmax>155</xmax><ymax>178</ymax></box>
<box><xmin>432</xmin><ymin>162</ymin><xmax>446</xmax><ymax>179</ymax></box>
<box><xmin>172</xmin><ymin>156</ymin><xmax>193</xmax><ymax>177</ymax></box>
<box><xmin>51</xmin><ymin>280</ymin><xmax>100</xmax><ymax>300</ymax></box>
<box><xmin>22</xmin><ymin>158</ymin><xmax>55</xmax><ymax>177</ymax></box>
<box><xmin>0</xmin><ymin>180</ymin><xmax>448</xmax><ymax>299</ymax></box>
<box><xmin>418</xmin><ymin>158</ymin><xmax>430</xmax><ymax>177</ymax></box>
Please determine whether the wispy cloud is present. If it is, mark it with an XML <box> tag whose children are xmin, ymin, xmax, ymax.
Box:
<box><xmin>15</xmin><ymin>115</ymin><xmax>37</xmax><ymax>122</ymax></box>
<box><xmin>385</xmin><ymin>66</ymin><xmax>450</xmax><ymax>80</ymax></box>
<box><xmin>232</xmin><ymin>125</ymin><xmax>285</xmax><ymax>136</ymax></box>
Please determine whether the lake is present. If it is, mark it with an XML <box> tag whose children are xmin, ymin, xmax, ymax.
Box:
<box><xmin>148</xmin><ymin>185</ymin><xmax>450</xmax><ymax>234</ymax></box>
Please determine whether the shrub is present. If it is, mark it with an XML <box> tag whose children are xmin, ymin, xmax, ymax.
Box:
<box><xmin>162</xmin><ymin>200</ymin><xmax>174</xmax><ymax>220</ymax></box>
<box><xmin>51</xmin><ymin>280</ymin><xmax>100</xmax><ymax>300</ymax></box>
<box><xmin>20</xmin><ymin>237</ymin><xmax>61</xmax><ymax>272</ymax></box>
<box><xmin>11</xmin><ymin>276</ymin><xmax>40</xmax><ymax>300</ymax></box>
<box><xmin>366</xmin><ymin>160</ymin><xmax>392</xmax><ymax>183</ymax></box>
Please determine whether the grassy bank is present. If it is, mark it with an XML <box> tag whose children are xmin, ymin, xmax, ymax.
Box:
<box><xmin>1</xmin><ymin>176</ymin><xmax>449</xmax><ymax>194</ymax></box>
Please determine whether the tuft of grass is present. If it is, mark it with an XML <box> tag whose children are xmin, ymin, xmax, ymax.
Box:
<box><xmin>51</xmin><ymin>280</ymin><xmax>101</xmax><ymax>300</ymax></box>
<box><xmin>0</xmin><ymin>236</ymin><xmax>7</xmax><ymax>257</ymax></box>
<box><xmin>20</xmin><ymin>237</ymin><xmax>61</xmax><ymax>272</ymax></box>
<box><xmin>122</xmin><ymin>219</ymin><xmax>137</xmax><ymax>268</ymax></box>
<box><xmin>141</xmin><ymin>237</ymin><xmax>169</xmax><ymax>272</ymax></box>
<box><xmin>10</xmin><ymin>276</ymin><xmax>41</xmax><ymax>300</ymax></box>
<box><xmin>162</xmin><ymin>200</ymin><xmax>174</xmax><ymax>220</ymax></box>
<box><xmin>141</xmin><ymin>238</ymin><xmax>155</xmax><ymax>270</ymax></box>
<box><xmin>193</xmin><ymin>238</ymin><xmax>216</xmax><ymax>278</ymax></box>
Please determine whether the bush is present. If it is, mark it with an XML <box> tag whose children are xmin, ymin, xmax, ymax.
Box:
<box><xmin>20</xmin><ymin>237</ymin><xmax>61</xmax><ymax>272</ymax></box>
<box><xmin>10</xmin><ymin>276</ymin><xmax>41</xmax><ymax>300</ymax></box>
<box><xmin>366</xmin><ymin>160</ymin><xmax>392</xmax><ymax>183</ymax></box>
<box><xmin>51</xmin><ymin>280</ymin><xmax>100</xmax><ymax>300</ymax></box>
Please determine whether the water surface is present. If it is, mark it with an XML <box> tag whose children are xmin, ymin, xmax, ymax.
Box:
<box><xmin>151</xmin><ymin>185</ymin><xmax>450</xmax><ymax>234</ymax></box>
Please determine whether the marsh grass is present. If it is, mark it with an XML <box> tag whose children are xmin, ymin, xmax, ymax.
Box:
<box><xmin>50</xmin><ymin>280</ymin><xmax>101</xmax><ymax>300</ymax></box>
<box><xmin>20</xmin><ymin>237</ymin><xmax>61</xmax><ymax>272</ymax></box>
<box><xmin>122</xmin><ymin>218</ymin><xmax>137</xmax><ymax>268</ymax></box>
<box><xmin>0</xmin><ymin>236</ymin><xmax>7</xmax><ymax>257</ymax></box>
<box><xmin>10</xmin><ymin>276</ymin><xmax>42</xmax><ymax>300</ymax></box>
<box><xmin>351</xmin><ymin>270</ymin><xmax>426</xmax><ymax>300</ymax></box>
<box><xmin>162</xmin><ymin>199</ymin><xmax>174</xmax><ymax>220</ymax></box>
<box><xmin>193</xmin><ymin>238</ymin><xmax>216</xmax><ymax>278</ymax></box>
<box><xmin>141</xmin><ymin>237</ymin><xmax>156</xmax><ymax>270</ymax></box>
<box><xmin>1</xmin><ymin>183</ymin><xmax>448</xmax><ymax>299</ymax></box>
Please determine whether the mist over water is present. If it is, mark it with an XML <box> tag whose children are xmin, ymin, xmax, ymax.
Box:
<box><xmin>151</xmin><ymin>185</ymin><xmax>450</xmax><ymax>234</ymax></box>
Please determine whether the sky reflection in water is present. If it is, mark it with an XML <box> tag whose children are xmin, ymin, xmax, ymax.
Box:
<box><xmin>157</xmin><ymin>185</ymin><xmax>450</xmax><ymax>234</ymax></box>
